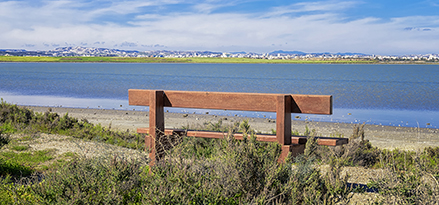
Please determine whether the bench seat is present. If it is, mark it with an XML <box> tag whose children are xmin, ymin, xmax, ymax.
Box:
<box><xmin>137</xmin><ymin>128</ymin><xmax>348</xmax><ymax>146</ymax></box>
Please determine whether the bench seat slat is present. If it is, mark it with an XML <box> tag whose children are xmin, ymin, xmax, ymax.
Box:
<box><xmin>137</xmin><ymin>128</ymin><xmax>347</xmax><ymax>146</ymax></box>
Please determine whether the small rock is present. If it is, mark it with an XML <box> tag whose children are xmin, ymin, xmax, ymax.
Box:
<box><xmin>183</xmin><ymin>114</ymin><xmax>189</xmax><ymax>117</ymax></box>
<box><xmin>120</xmin><ymin>105</ymin><xmax>122</xmax><ymax>107</ymax></box>
<box><xmin>196</xmin><ymin>118</ymin><xmax>199</xmax><ymax>120</ymax></box>
<box><xmin>427</xmin><ymin>123</ymin><xmax>431</xmax><ymax>126</ymax></box>
<box><xmin>348</xmin><ymin>113</ymin><xmax>352</xmax><ymax>115</ymax></box>
<box><xmin>295</xmin><ymin>116</ymin><xmax>300</xmax><ymax>119</ymax></box>
<box><xmin>205</xmin><ymin>112</ymin><xmax>209</xmax><ymax>114</ymax></box>
<box><xmin>126</xmin><ymin>112</ymin><xmax>128</xmax><ymax>115</ymax></box>
<box><xmin>223</xmin><ymin>117</ymin><xmax>227</xmax><ymax>120</ymax></box>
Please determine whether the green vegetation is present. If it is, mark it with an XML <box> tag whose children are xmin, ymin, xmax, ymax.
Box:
<box><xmin>0</xmin><ymin>99</ymin><xmax>144</xmax><ymax>150</ymax></box>
<box><xmin>1</xmin><ymin>100</ymin><xmax>439</xmax><ymax>204</ymax></box>
<box><xmin>0</xmin><ymin>55</ymin><xmax>378</xmax><ymax>64</ymax></box>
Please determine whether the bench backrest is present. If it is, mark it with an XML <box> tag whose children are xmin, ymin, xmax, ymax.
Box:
<box><xmin>129</xmin><ymin>89</ymin><xmax>332</xmax><ymax>114</ymax></box>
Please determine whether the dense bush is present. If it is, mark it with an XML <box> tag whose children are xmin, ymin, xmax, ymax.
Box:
<box><xmin>0</xmin><ymin>134</ymin><xmax>353</xmax><ymax>204</ymax></box>
<box><xmin>0</xmin><ymin>99</ymin><xmax>144</xmax><ymax>150</ymax></box>
<box><xmin>369</xmin><ymin>148</ymin><xmax>439</xmax><ymax>204</ymax></box>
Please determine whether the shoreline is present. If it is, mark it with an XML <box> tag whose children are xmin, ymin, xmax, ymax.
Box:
<box><xmin>22</xmin><ymin>105</ymin><xmax>439</xmax><ymax>151</ymax></box>
<box><xmin>2</xmin><ymin>56</ymin><xmax>438</xmax><ymax>64</ymax></box>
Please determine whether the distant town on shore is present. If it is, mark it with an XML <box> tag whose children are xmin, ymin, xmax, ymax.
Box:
<box><xmin>1</xmin><ymin>46</ymin><xmax>438</xmax><ymax>62</ymax></box>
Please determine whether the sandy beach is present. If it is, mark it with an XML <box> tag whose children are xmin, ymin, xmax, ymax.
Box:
<box><xmin>23</xmin><ymin>105</ymin><xmax>439</xmax><ymax>151</ymax></box>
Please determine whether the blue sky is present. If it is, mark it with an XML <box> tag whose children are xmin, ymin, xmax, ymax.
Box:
<box><xmin>0</xmin><ymin>0</ymin><xmax>438</xmax><ymax>55</ymax></box>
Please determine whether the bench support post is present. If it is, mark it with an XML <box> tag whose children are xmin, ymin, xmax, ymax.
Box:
<box><xmin>276</xmin><ymin>95</ymin><xmax>291</xmax><ymax>145</ymax></box>
<box><xmin>276</xmin><ymin>95</ymin><xmax>293</xmax><ymax>162</ymax></box>
<box><xmin>147</xmin><ymin>90</ymin><xmax>165</xmax><ymax>164</ymax></box>
<box><xmin>278</xmin><ymin>144</ymin><xmax>306</xmax><ymax>163</ymax></box>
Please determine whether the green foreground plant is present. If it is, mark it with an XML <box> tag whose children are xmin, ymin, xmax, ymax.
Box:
<box><xmin>0</xmin><ymin>99</ymin><xmax>144</xmax><ymax>150</ymax></box>
<box><xmin>2</xmin><ymin>100</ymin><xmax>439</xmax><ymax>204</ymax></box>
<box><xmin>0</xmin><ymin>133</ymin><xmax>354</xmax><ymax>204</ymax></box>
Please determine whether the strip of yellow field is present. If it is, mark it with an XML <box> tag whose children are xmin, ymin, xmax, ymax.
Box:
<box><xmin>0</xmin><ymin>55</ymin><xmax>378</xmax><ymax>64</ymax></box>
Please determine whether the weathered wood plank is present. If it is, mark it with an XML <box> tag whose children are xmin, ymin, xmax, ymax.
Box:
<box><xmin>276</xmin><ymin>95</ymin><xmax>292</xmax><ymax>145</ymax></box>
<box><xmin>137</xmin><ymin>128</ymin><xmax>348</xmax><ymax>146</ymax></box>
<box><xmin>147</xmin><ymin>91</ymin><xmax>165</xmax><ymax>164</ymax></box>
<box><xmin>291</xmin><ymin>95</ymin><xmax>333</xmax><ymax>115</ymax></box>
<box><xmin>129</xmin><ymin>89</ymin><xmax>332</xmax><ymax>114</ymax></box>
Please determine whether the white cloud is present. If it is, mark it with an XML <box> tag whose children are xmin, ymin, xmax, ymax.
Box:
<box><xmin>0</xmin><ymin>0</ymin><xmax>438</xmax><ymax>55</ymax></box>
<box><xmin>264</xmin><ymin>1</ymin><xmax>360</xmax><ymax>17</ymax></box>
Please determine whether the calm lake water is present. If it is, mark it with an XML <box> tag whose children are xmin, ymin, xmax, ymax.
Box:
<box><xmin>1</xmin><ymin>63</ymin><xmax>438</xmax><ymax>128</ymax></box>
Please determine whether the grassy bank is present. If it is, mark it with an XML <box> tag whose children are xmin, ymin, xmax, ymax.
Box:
<box><xmin>0</xmin><ymin>55</ymin><xmax>379</xmax><ymax>64</ymax></box>
<box><xmin>1</xmin><ymin>101</ymin><xmax>439</xmax><ymax>204</ymax></box>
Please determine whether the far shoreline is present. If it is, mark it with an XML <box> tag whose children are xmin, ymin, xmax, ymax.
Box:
<box><xmin>1</xmin><ymin>56</ymin><xmax>438</xmax><ymax>65</ymax></box>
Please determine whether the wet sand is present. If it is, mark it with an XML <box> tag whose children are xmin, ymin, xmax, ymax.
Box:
<box><xmin>23</xmin><ymin>106</ymin><xmax>439</xmax><ymax>151</ymax></box>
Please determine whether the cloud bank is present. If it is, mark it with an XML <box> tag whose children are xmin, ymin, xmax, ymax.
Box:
<box><xmin>0</xmin><ymin>0</ymin><xmax>438</xmax><ymax>55</ymax></box>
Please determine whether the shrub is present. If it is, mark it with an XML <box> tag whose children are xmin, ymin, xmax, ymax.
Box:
<box><xmin>141</xmin><ymin>133</ymin><xmax>352</xmax><ymax>204</ymax></box>
<box><xmin>0</xmin><ymin>100</ymin><xmax>144</xmax><ymax>150</ymax></box>
<box><xmin>370</xmin><ymin>147</ymin><xmax>439</xmax><ymax>204</ymax></box>
<box><xmin>27</xmin><ymin>155</ymin><xmax>146</xmax><ymax>204</ymax></box>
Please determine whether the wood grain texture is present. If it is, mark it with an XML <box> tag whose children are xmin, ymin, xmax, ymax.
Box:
<box><xmin>147</xmin><ymin>90</ymin><xmax>164</xmax><ymax>164</ymax></box>
<box><xmin>129</xmin><ymin>89</ymin><xmax>332</xmax><ymax>114</ymax></box>
<box><xmin>276</xmin><ymin>95</ymin><xmax>291</xmax><ymax>145</ymax></box>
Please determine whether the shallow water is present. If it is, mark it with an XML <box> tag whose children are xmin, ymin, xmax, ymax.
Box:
<box><xmin>1</xmin><ymin>63</ymin><xmax>438</xmax><ymax>128</ymax></box>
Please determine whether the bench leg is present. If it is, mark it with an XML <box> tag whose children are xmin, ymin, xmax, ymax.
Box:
<box><xmin>148</xmin><ymin>90</ymin><xmax>165</xmax><ymax>165</ymax></box>
<box><xmin>276</xmin><ymin>95</ymin><xmax>292</xmax><ymax>145</ymax></box>
<box><xmin>278</xmin><ymin>144</ymin><xmax>306</xmax><ymax>163</ymax></box>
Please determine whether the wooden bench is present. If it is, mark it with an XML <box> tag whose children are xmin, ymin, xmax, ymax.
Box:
<box><xmin>128</xmin><ymin>89</ymin><xmax>348</xmax><ymax>164</ymax></box>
